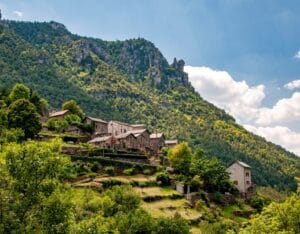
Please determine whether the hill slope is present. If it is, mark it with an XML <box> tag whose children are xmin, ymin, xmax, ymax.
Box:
<box><xmin>0</xmin><ymin>20</ymin><xmax>299</xmax><ymax>190</ymax></box>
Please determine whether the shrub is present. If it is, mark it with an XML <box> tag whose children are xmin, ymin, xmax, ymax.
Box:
<box><xmin>123</xmin><ymin>168</ymin><xmax>134</xmax><ymax>175</ymax></box>
<box><xmin>250</xmin><ymin>195</ymin><xmax>268</xmax><ymax>212</ymax></box>
<box><xmin>212</xmin><ymin>192</ymin><xmax>223</xmax><ymax>204</ymax></box>
<box><xmin>156</xmin><ymin>171</ymin><xmax>170</xmax><ymax>186</ymax></box>
<box><xmin>105</xmin><ymin>166</ymin><xmax>115</xmax><ymax>176</ymax></box>
<box><xmin>91</xmin><ymin>162</ymin><xmax>102</xmax><ymax>173</ymax></box>
<box><xmin>143</xmin><ymin>169</ymin><xmax>151</xmax><ymax>175</ymax></box>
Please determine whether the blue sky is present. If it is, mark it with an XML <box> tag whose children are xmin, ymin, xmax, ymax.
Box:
<box><xmin>1</xmin><ymin>0</ymin><xmax>300</xmax><ymax>155</ymax></box>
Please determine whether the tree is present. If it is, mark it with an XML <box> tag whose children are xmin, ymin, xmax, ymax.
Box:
<box><xmin>7</xmin><ymin>99</ymin><xmax>41</xmax><ymax>139</ymax></box>
<box><xmin>240</xmin><ymin>190</ymin><xmax>300</xmax><ymax>234</ymax></box>
<box><xmin>168</xmin><ymin>142</ymin><xmax>192</xmax><ymax>175</ymax></box>
<box><xmin>154</xmin><ymin>213</ymin><xmax>190</xmax><ymax>234</ymax></box>
<box><xmin>62</xmin><ymin>100</ymin><xmax>84</xmax><ymax>120</ymax></box>
<box><xmin>0</xmin><ymin>139</ymin><xmax>71</xmax><ymax>232</ymax></box>
<box><xmin>8</xmin><ymin>83</ymin><xmax>30</xmax><ymax>102</ymax></box>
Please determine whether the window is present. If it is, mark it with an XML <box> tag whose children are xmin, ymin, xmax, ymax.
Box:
<box><xmin>246</xmin><ymin>181</ymin><xmax>250</xmax><ymax>185</ymax></box>
<box><xmin>234</xmin><ymin>180</ymin><xmax>238</xmax><ymax>185</ymax></box>
<box><xmin>246</xmin><ymin>172</ymin><xmax>249</xmax><ymax>177</ymax></box>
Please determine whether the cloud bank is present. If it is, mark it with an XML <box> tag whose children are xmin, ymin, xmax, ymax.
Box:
<box><xmin>284</xmin><ymin>79</ymin><xmax>300</xmax><ymax>90</ymax></box>
<box><xmin>294</xmin><ymin>51</ymin><xmax>300</xmax><ymax>59</ymax></box>
<box><xmin>185</xmin><ymin>65</ymin><xmax>300</xmax><ymax>156</ymax></box>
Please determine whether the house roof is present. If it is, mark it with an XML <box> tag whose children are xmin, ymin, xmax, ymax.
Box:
<box><xmin>49</xmin><ymin>110</ymin><xmax>69</xmax><ymax>118</ymax></box>
<box><xmin>131</xmin><ymin>124</ymin><xmax>146</xmax><ymax>128</ymax></box>
<box><xmin>88</xmin><ymin>135</ymin><xmax>112</xmax><ymax>143</ymax></box>
<box><xmin>109</xmin><ymin>120</ymin><xmax>132</xmax><ymax>127</ymax></box>
<box><xmin>236</xmin><ymin>161</ymin><xmax>251</xmax><ymax>168</ymax></box>
<box><xmin>128</xmin><ymin>129</ymin><xmax>149</xmax><ymax>137</ymax></box>
<box><xmin>165</xmin><ymin>139</ymin><xmax>178</xmax><ymax>145</ymax></box>
<box><xmin>86</xmin><ymin>116</ymin><xmax>108</xmax><ymax>124</ymax></box>
<box><xmin>115</xmin><ymin>132</ymin><xmax>136</xmax><ymax>139</ymax></box>
<box><xmin>150</xmin><ymin>133</ymin><xmax>164</xmax><ymax>139</ymax></box>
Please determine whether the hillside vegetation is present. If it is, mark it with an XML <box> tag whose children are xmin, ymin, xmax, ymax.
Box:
<box><xmin>0</xmin><ymin>20</ymin><xmax>299</xmax><ymax>190</ymax></box>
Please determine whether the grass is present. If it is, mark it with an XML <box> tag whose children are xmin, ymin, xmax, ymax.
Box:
<box><xmin>257</xmin><ymin>186</ymin><xmax>289</xmax><ymax>202</ymax></box>
<box><xmin>133</xmin><ymin>186</ymin><xmax>179</xmax><ymax>198</ymax></box>
<box><xmin>141</xmin><ymin>198</ymin><xmax>201</xmax><ymax>221</ymax></box>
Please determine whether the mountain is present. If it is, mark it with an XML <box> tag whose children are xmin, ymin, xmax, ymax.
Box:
<box><xmin>0</xmin><ymin>20</ymin><xmax>299</xmax><ymax>190</ymax></box>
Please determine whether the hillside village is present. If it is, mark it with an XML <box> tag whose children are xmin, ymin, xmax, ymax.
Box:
<box><xmin>47</xmin><ymin>109</ymin><xmax>178</xmax><ymax>156</ymax></box>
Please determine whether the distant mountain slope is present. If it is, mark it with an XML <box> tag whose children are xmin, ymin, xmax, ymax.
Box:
<box><xmin>1</xmin><ymin>20</ymin><xmax>299</xmax><ymax>190</ymax></box>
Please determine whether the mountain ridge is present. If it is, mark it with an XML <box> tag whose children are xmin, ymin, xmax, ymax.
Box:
<box><xmin>0</xmin><ymin>19</ymin><xmax>299</xmax><ymax>190</ymax></box>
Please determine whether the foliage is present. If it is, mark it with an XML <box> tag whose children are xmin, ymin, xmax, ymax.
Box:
<box><xmin>105</xmin><ymin>166</ymin><xmax>115</xmax><ymax>175</ymax></box>
<box><xmin>154</xmin><ymin>213</ymin><xmax>190</xmax><ymax>234</ymax></box>
<box><xmin>8</xmin><ymin>83</ymin><xmax>30</xmax><ymax>102</ymax></box>
<box><xmin>123</xmin><ymin>168</ymin><xmax>134</xmax><ymax>175</ymax></box>
<box><xmin>190</xmin><ymin>148</ymin><xmax>232</xmax><ymax>192</ymax></box>
<box><xmin>168</xmin><ymin>142</ymin><xmax>192</xmax><ymax>175</ymax></box>
<box><xmin>62</xmin><ymin>99</ymin><xmax>84</xmax><ymax>120</ymax></box>
<box><xmin>250</xmin><ymin>195</ymin><xmax>270</xmax><ymax>212</ymax></box>
<box><xmin>64</xmin><ymin>113</ymin><xmax>81</xmax><ymax>125</ymax></box>
<box><xmin>7</xmin><ymin>99</ymin><xmax>41</xmax><ymax>139</ymax></box>
<box><xmin>156</xmin><ymin>171</ymin><xmax>170</xmax><ymax>186</ymax></box>
<box><xmin>47</xmin><ymin>118</ymin><xmax>69</xmax><ymax>133</ymax></box>
<box><xmin>240</xmin><ymin>190</ymin><xmax>300</xmax><ymax>233</ymax></box>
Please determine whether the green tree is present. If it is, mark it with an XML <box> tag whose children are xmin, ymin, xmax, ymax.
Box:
<box><xmin>240</xmin><ymin>190</ymin><xmax>300</xmax><ymax>234</ymax></box>
<box><xmin>7</xmin><ymin>99</ymin><xmax>41</xmax><ymax>139</ymax></box>
<box><xmin>154</xmin><ymin>213</ymin><xmax>190</xmax><ymax>234</ymax></box>
<box><xmin>0</xmin><ymin>139</ymin><xmax>71</xmax><ymax>232</ymax></box>
<box><xmin>62</xmin><ymin>100</ymin><xmax>84</xmax><ymax>120</ymax></box>
<box><xmin>168</xmin><ymin>142</ymin><xmax>192</xmax><ymax>175</ymax></box>
<box><xmin>65</xmin><ymin>114</ymin><xmax>81</xmax><ymax>125</ymax></box>
<box><xmin>8</xmin><ymin>83</ymin><xmax>30</xmax><ymax>102</ymax></box>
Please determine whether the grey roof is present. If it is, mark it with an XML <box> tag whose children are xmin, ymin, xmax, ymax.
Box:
<box><xmin>131</xmin><ymin>124</ymin><xmax>146</xmax><ymax>128</ymax></box>
<box><xmin>236</xmin><ymin>161</ymin><xmax>251</xmax><ymax>168</ymax></box>
<box><xmin>88</xmin><ymin>136</ymin><xmax>112</xmax><ymax>143</ymax></box>
<box><xmin>49</xmin><ymin>110</ymin><xmax>69</xmax><ymax>117</ymax></box>
<box><xmin>86</xmin><ymin>116</ymin><xmax>108</xmax><ymax>124</ymax></box>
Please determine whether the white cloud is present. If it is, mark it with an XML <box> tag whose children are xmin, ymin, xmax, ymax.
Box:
<box><xmin>256</xmin><ymin>92</ymin><xmax>300</xmax><ymax>125</ymax></box>
<box><xmin>244</xmin><ymin>125</ymin><xmax>300</xmax><ymax>156</ymax></box>
<box><xmin>184</xmin><ymin>66</ymin><xmax>265</xmax><ymax>123</ymax></box>
<box><xmin>295</xmin><ymin>51</ymin><xmax>300</xmax><ymax>59</ymax></box>
<box><xmin>185</xmin><ymin>65</ymin><xmax>300</xmax><ymax>156</ymax></box>
<box><xmin>13</xmin><ymin>10</ymin><xmax>23</xmax><ymax>18</ymax></box>
<box><xmin>284</xmin><ymin>79</ymin><xmax>300</xmax><ymax>90</ymax></box>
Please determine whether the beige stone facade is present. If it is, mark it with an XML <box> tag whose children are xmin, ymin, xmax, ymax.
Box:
<box><xmin>227</xmin><ymin>161</ymin><xmax>253</xmax><ymax>194</ymax></box>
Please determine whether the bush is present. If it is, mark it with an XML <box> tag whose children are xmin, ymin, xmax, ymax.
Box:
<box><xmin>250</xmin><ymin>195</ymin><xmax>268</xmax><ymax>212</ymax></box>
<box><xmin>156</xmin><ymin>172</ymin><xmax>170</xmax><ymax>186</ymax></box>
<box><xmin>143</xmin><ymin>169</ymin><xmax>151</xmax><ymax>175</ymax></box>
<box><xmin>123</xmin><ymin>168</ymin><xmax>134</xmax><ymax>175</ymax></box>
<box><xmin>91</xmin><ymin>162</ymin><xmax>102</xmax><ymax>173</ymax></box>
<box><xmin>105</xmin><ymin>166</ymin><xmax>115</xmax><ymax>176</ymax></box>
<box><xmin>211</xmin><ymin>192</ymin><xmax>223</xmax><ymax>204</ymax></box>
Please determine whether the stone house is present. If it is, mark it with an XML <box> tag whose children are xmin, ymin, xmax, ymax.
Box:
<box><xmin>49</xmin><ymin>110</ymin><xmax>70</xmax><ymax>119</ymax></box>
<box><xmin>108</xmin><ymin>121</ymin><xmax>134</xmax><ymax>136</ymax></box>
<box><xmin>227</xmin><ymin>161</ymin><xmax>255</xmax><ymax>197</ymax></box>
<box><xmin>114</xmin><ymin>132</ymin><xmax>137</xmax><ymax>151</ymax></box>
<box><xmin>150</xmin><ymin>133</ymin><xmax>165</xmax><ymax>155</ymax></box>
<box><xmin>165</xmin><ymin>139</ymin><xmax>178</xmax><ymax>148</ymax></box>
<box><xmin>130</xmin><ymin>129</ymin><xmax>151</xmax><ymax>153</ymax></box>
<box><xmin>88</xmin><ymin>135</ymin><xmax>112</xmax><ymax>148</ymax></box>
<box><xmin>85</xmin><ymin>116</ymin><xmax>108</xmax><ymax>136</ymax></box>
<box><xmin>64</xmin><ymin>125</ymin><xmax>83</xmax><ymax>135</ymax></box>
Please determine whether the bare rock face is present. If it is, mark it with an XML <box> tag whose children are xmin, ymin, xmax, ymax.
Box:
<box><xmin>171</xmin><ymin>58</ymin><xmax>189</xmax><ymax>87</ymax></box>
<box><xmin>49</xmin><ymin>21</ymin><xmax>67</xmax><ymax>31</ymax></box>
<box><xmin>72</xmin><ymin>39</ymin><xmax>91</xmax><ymax>64</ymax></box>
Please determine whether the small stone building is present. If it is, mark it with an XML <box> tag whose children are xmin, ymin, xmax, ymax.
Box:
<box><xmin>88</xmin><ymin>136</ymin><xmax>112</xmax><ymax>148</ymax></box>
<box><xmin>227</xmin><ymin>161</ymin><xmax>255</xmax><ymax>197</ymax></box>
<box><xmin>165</xmin><ymin>139</ymin><xmax>178</xmax><ymax>148</ymax></box>
<box><xmin>150</xmin><ymin>133</ymin><xmax>165</xmax><ymax>155</ymax></box>
<box><xmin>130</xmin><ymin>129</ymin><xmax>150</xmax><ymax>153</ymax></box>
<box><xmin>85</xmin><ymin>116</ymin><xmax>108</xmax><ymax>136</ymax></box>
<box><xmin>114</xmin><ymin>132</ymin><xmax>137</xmax><ymax>151</ymax></box>
<box><xmin>49</xmin><ymin>110</ymin><xmax>70</xmax><ymax>119</ymax></box>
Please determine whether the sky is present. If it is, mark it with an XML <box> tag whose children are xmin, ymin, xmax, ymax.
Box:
<box><xmin>0</xmin><ymin>0</ymin><xmax>300</xmax><ymax>155</ymax></box>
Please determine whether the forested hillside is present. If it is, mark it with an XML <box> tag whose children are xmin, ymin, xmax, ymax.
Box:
<box><xmin>0</xmin><ymin>20</ymin><xmax>299</xmax><ymax>190</ymax></box>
